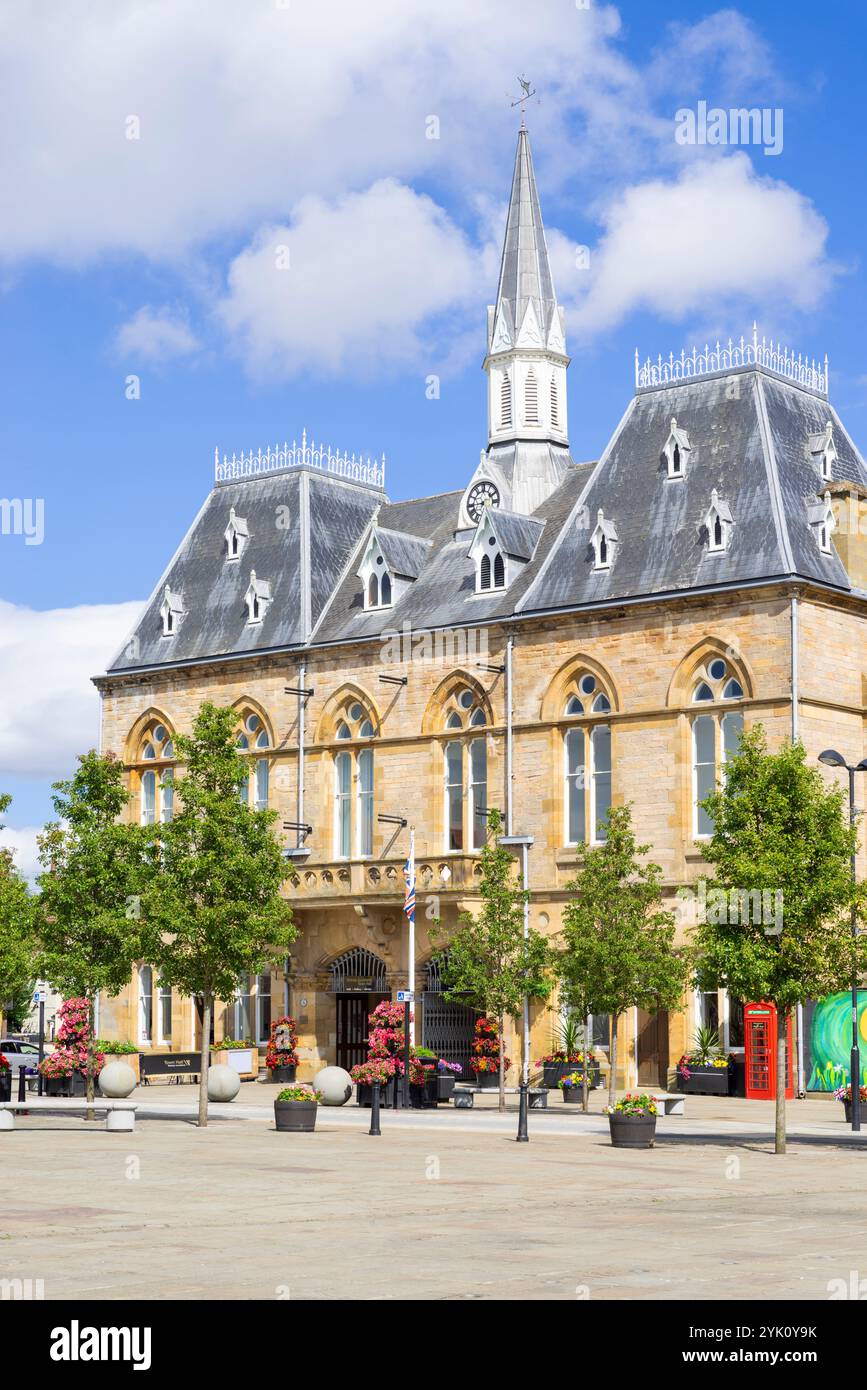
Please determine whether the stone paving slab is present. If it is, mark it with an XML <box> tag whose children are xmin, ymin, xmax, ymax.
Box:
<box><xmin>1</xmin><ymin>1090</ymin><xmax>864</xmax><ymax>1301</ymax></box>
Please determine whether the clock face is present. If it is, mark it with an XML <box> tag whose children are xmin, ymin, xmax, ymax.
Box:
<box><xmin>466</xmin><ymin>480</ymin><xmax>500</xmax><ymax>522</ymax></box>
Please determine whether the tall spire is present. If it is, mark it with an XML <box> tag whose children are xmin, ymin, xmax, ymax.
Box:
<box><xmin>492</xmin><ymin>127</ymin><xmax>559</xmax><ymax>350</ymax></box>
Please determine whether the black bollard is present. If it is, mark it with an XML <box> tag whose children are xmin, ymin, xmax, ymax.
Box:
<box><xmin>516</xmin><ymin>1081</ymin><xmax>529</xmax><ymax>1142</ymax></box>
<box><xmin>369</xmin><ymin>1081</ymin><xmax>382</xmax><ymax>1136</ymax></box>
<box><xmin>17</xmin><ymin>1066</ymin><xmax>26</xmax><ymax>1102</ymax></box>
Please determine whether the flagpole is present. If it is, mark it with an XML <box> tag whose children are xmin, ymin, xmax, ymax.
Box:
<box><xmin>408</xmin><ymin>826</ymin><xmax>416</xmax><ymax>1044</ymax></box>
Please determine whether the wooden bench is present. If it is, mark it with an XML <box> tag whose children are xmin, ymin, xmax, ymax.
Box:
<box><xmin>652</xmin><ymin>1092</ymin><xmax>685</xmax><ymax>1117</ymax></box>
<box><xmin>452</xmin><ymin>1086</ymin><xmax>547</xmax><ymax>1110</ymax></box>
<box><xmin>0</xmin><ymin>1099</ymin><xmax>138</xmax><ymax>1132</ymax></box>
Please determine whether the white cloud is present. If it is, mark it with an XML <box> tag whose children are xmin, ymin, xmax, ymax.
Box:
<box><xmin>0</xmin><ymin>599</ymin><xmax>143</xmax><ymax>781</ymax></box>
<box><xmin>0</xmin><ymin>824</ymin><xmax>40</xmax><ymax>883</ymax></box>
<box><xmin>554</xmin><ymin>154</ymin><xmax>838</xmax><ymax>337</ymax></box>
<box><xmin>115</xmin><ymin>305</ymin><xmax>200</xmax><ymax>363</ymax></box>
<box><xmin>218</xmin><ymin>179</ymin><xmax>494</xmax><ymax>378</ymax></box>
<box><xmin>0</xmin><ymin>0</ymin><xmax>632</xmax><ymax>264</ymax></box>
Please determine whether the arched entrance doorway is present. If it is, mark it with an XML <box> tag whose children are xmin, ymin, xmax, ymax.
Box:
<box><xmin>421</xmin><ymin>955</ymin><xmax>476</xmax><ymax>1077</ymax></box>
<box><xmin>330</xmin><ymin>948</ymin><xmax>389</xmax><ymax>1073</ymax></box>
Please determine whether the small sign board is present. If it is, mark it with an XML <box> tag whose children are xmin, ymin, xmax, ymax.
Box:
<box><xmin>396</xmin><ymin>990</ymin><xmax>415</xmax><ymax>1003</ymax></box>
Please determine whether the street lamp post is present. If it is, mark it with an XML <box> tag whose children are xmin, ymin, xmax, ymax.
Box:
<box><xmin>498</xmin><ymin>833</ymin><xmax>534</xmax><ymax>1142</ymax></box>
<box><xmin>818</xmin><ymin>750</ymin><xmax>867</xmax><ymax>1132</ymax></box>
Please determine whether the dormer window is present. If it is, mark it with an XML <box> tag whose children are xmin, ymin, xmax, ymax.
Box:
<box><xmin>224</xmin><ymin>507</ymin><xmax>249</xmax><ymax>561</ymax></box>
<box><xmin>808</xmin><ymin>421</ymin><xmax>837</xmax><ymax>482</ymax></box>
<box><xmin>159</xmin><ymin>585</ymin><xmax>184</xmax><ymax>637</ymax></box>
<box><xmin>358</xmin><ymin>531</ymin><xmax>396</xmax><ymax>611</ymax></box>
<box><xmin>479</xmin><ymin>538</ymin><xmax>506</xmax><ymax>592</ymax></box>
<box><xmin>590</xmin><ymin>509</ymin><xmax>618</xmax><ymax>571</ymax></box>
<box><xmin>367</xmin><ymin>567</ymin><xmax>393</xmax><ymax>609</ymax></box>
<box><xmin>704</xmin><ymin>489</ymin><xmax>733</xmax><ymax>554</ymax></box>
<box><xmin>807</xmin><ymin>490</ymin><xmax>836</xmax><ymax>556</ymax></box>
<box><xmin>663</xmin><ymin>417</ymin><xmax>691</xmax><ymax>479</ymax></box>
<box><xmin>245</xmin><ymin>570</ymin><xmax>272</xmax><ymax>624</ymax></box>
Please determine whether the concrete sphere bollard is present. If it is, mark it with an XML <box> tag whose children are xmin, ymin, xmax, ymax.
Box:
<box><xmin>98</xmin><ymin>1061</ymin><xmax>137</xmax><ymax>1098</ymax></box>
<box><xmin>208</xmin><ymin>1064</ymin><xmax>241</xmax><ymax>1102</ymax></box>
<box><xmin>315</xmin><ymin>1066</ymin><xmax>353</xmax><ymax>1106</ymax></box>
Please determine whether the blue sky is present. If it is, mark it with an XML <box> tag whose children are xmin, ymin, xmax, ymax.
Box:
<box><xmin>1</xmin><ymin>0</ymin><xmax>866</xmax><ymax>858</ymax></box>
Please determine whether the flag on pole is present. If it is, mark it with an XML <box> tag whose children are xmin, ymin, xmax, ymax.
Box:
<box><xmin>403</xmin><ymin>828</ymin><xmax>416</xmax><ymax>924</ymax></box>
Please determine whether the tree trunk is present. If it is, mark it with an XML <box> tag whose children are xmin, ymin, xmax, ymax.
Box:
<box><xmin>582</xmin><ymin>1013</ymin><xmax>591</xmax><ymax>1113</ymax></box>
<box><xmin>608</xmin><ymin>1013</ymin><xmax>619</xmax><ymax>1110</ymax></box>
<box><xmin>775</xmin><ymin>1008</ymin><xmax>787</xmax><ymax>1156</ymax></box>
<box><xmin>85</xmin><ymin>990</ymin><xmax>95</xmax><ymax>1120</ymax></box>
<box><xmin>198</xmin><ymin>994</ymin><xmax>211</xmax><ymax>1128</ymax></box>
<box><xmin>498</xmin><ymin>1016</ymin><xmax>505</xmax><ymax>1113</ymax></box>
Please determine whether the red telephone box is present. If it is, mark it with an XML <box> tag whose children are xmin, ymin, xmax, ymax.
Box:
<box><xmin>744</xmin><ymin>1002</ymin><xmax>794</xmax><ymax>1100</ymax></box>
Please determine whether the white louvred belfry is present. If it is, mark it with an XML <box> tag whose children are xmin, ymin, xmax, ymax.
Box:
<box><xmin>159</xmin><ymin>584</ymin><xmax>184</xmax><ymax>637</ymax></box>
<box><xmin>462</xmin><ymin>125</ymin><xmax>571</xmax><ymax>528</ymax></box>
<box><xmin>244</xmin><ymin>569</ymin><xmax>272</xmax><ymax>624</ymax></box>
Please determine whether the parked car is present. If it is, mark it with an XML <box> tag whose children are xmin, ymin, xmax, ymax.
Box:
<box><xmin>0</xmin><ymin>1039</ymin><xmax>48</xmax><ymax>1075</ymax></box>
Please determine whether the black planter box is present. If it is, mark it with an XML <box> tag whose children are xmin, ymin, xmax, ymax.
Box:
<box><xmin>435</xmin><ymin>1073</ymin><xmax>457</xmax><ymax>1103</ymax></box>
<box><xmin>356</xmin><ymin>1084</ymin><xmax>394</xmax><ymax>1108</ymax></box>
<box><xmin>268</xmin><ymin>1064</ymin><xmax>296</xmax><ymax>1084</ymax></box>
<box><xmin>410</xmin><ymin>1079</ymin><xmax>438</xmax><ymax>1109</ymax></box>
<box><xmin>0</xmin><ymin>1071</ymin><xmax>10</xmax><ymax>1102</ymax></box>
<box><xmin>44</xmin><ymin>1073</ymin><xmax>89</xmax><ymax>1098</ymax></box>
<box><xmin>677</xmin><ymin>1065</ymin><xmax>731</xmax><ymax>1096</ymax></box>
<box><xmin>472</xmin><ymin>1071</ymin><xmax>500</xmax><ymax>1089</ymax></box>
<box><xmin>543</xmin><ymin>1061</ymin><xmax>601</xmax><ymax>1090</ymax></box>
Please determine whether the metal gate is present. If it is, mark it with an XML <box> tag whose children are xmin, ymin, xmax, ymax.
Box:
<box><xmin>421</xmin><ymin>956</ymin><xmax>476</xmax><ymax>1076</ymax></box>
<box><xmin>336</xmin><ymin>995</ymin><xmax>370</xmax><ymax>1073</ymax></box>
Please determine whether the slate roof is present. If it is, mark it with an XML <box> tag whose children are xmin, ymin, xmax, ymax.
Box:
<box><xmin>106</xmin><ymin>366</ymin><xmax>867</xmax><ymax>677</ymax></box>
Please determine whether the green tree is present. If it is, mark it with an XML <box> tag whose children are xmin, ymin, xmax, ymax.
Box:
<box><xmin>436</xmin><ymin>808</ymin><xmax>551</xmax><ymax>1111</ymax></box>
<box><xmin>35</xmin><ymin>755</ymin><xmax>147</xmax><ymax>1102</ymax></box>
<box><xmin>140</xmin><ymin>703</ymin><xmax>297</xmax><ymax>1126</ymax></box>
<box><xmin>0</xmin><ymin>794</ymin><xmax>37</xmax><ymax>1026</ymax></box>
<box><xmin>557</xmin><ymin>803</ymin><xmax>689</xmax><ymax>1109</ymax></box>
<box><xmin>693</xmin><ymin>728</ymin><xmax>865</xmax><ymax>1155</ymax></box>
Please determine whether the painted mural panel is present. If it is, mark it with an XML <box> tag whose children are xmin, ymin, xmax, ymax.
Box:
<box><xmin>804</xmin><ymin>992</ymin><xmax>867</xmax><ymax>1090</ymax></box>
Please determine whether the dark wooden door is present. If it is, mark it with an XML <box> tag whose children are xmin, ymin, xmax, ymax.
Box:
<box><xmin>336</xmin><ymin>994</ymin><xmax>371</xmax><ymax>1072</ymax></box>
<box><xmin>636</xmin><ymin>1008</ymin><xmax>669</xmax><ymax>1088</ymax></box>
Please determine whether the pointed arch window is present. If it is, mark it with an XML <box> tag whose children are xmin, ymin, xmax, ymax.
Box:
<box><xmin>441</xmin><ymin>691</ymin><xmax>488</xmax><ymax>851</ymax></box>
<box><xmin>550</xmin><ymin>374</ymin><xmax>560</xmax><ymax>431</ymax></box>
<box><xmin>562</xmin><ymin>675</ymin><xmax>614</xmax><ymax>845</ymax></box>
<box><xmin>236</xmin><ymin>710</ymin><xmax>271</xmax><ymax>810</ymax></box>
<box><xmin>690</xmin><ymin>661</ymin><xmax>745</xmax><ymax>835</ymax></box>
<box><xmin>136</xmin><ymin>721</ymin><xmax>175</xmax><ymax>824</ymax></box>
<box><xmin>332</xmin><ymin>699</ymin><xmax>376</xmax><ymax>857</ymax></box>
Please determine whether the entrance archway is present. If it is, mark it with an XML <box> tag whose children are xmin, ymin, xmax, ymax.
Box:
<box><xmin>421</xmin><ymin>955</ymin><xmax>476</xmax><ymax>1076</ymax></box>
<box><xmin>329</xmin><ymin>948</ymin><xmax>388</xmax><ymax>1072</ymax></box>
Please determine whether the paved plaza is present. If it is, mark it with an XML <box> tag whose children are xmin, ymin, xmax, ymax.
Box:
<box><xmin>2</xmin><ymin>1087</ymin><xmax>865</xmax><ymax>1301</ymax></box>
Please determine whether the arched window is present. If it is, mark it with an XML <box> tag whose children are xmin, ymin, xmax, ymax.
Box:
<box><xmin>441</xmin><ymin>689</ymin><xmax>488</xmax><ymax>851</ymax></box>
<box><xmin>690</xmin><ymin>660</ymin><xmax>745</xmax><ymax>834</ymax></box>
<box><xmin>500</xmin><ymin>373</ymin><xmax>513</xmax><ymax>429</ymax></box>
<box><xmin>550</xmin><ymin>375</ymin><xmax>559</xmax><ymax>430</ymax></box>
<box><xmin>480</xmin><ymin>554</ymin><xmax>491</xmax><ymax>590</ymax></box>
<box><xmin>236</xmin><ymin>710</ymin><xmax>271</xmax><ymax>810</ymax></box>
<box><xmin>525</xmin><ymin>368</ymin><xmax>539</xmax><ymax>425</ymax></box>
<box><xmin>157</xmin><ymin>973</ymin><xmax>172</xmax><ymax>1045</ymax></box>
<box><xmin>138</xmin><ymin>966</ymin><xmax>153</xmax><ymax>1045</ymax></box>
<box><xmin>561</xmin><ymin>675</ymin><xmax>614</xmax><ymax>845</ymax></box>
<box><xmin>136</xmin><ymin>721</ymin><xmax>175</xmax><ymax>825</ymax></box>
<box><xmin>368</xmin><ymin>573</ymin><xmax>379</xmax><ymax>608</ymax></box>
<box><xmin>493</xmin><ymin>552</ymin><xmax>505</xmax><ymax>588</ymax></box>
<box><xmin>332</xmin><ymin>699</ymin><xmax>376</xmax><ymax>857</ymax></box>
<box><xmin>381</xmin><ymin>573</ymin><xmax>392</xmax><ymax>605</ymax></box>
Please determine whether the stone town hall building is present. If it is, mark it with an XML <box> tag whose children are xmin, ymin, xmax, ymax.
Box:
<box><xmin>95</xmin><ymin>127</ymin><xmax>867</xmax><ymax>1090</ymax></box>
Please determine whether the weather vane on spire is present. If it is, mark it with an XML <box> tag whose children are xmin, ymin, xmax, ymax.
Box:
<box><xmin>511</xmin><ymin>75</ymin><xmax>537</xmax><ymax>127</ymax></box>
